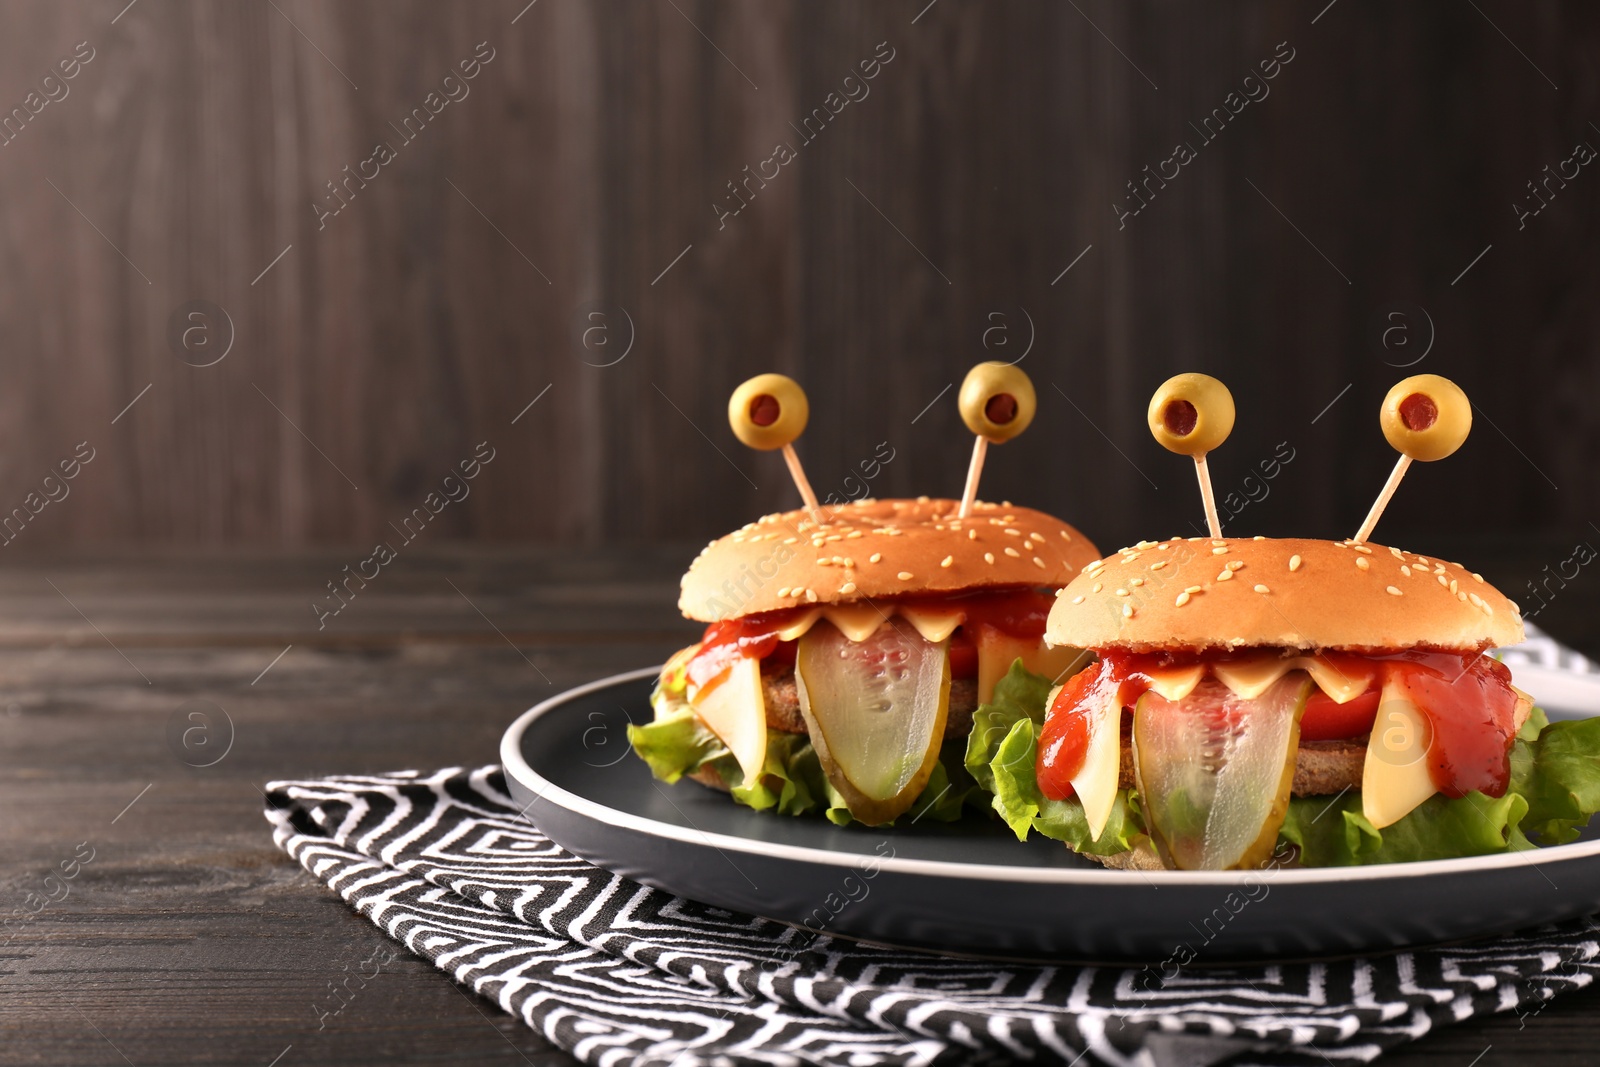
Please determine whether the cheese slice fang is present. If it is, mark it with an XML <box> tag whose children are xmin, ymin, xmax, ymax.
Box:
<box><xmin>1072</xmin><ymin>687</ymin><xmax>1123</xmax><ymax>841</ymax></box>
<box><xmin>1211</xmin><ymin>653</ymin><xmax>1373</xmax><ymax>704</ymax></box>
<box><xmin>1360</xmin><ymin>677</ymin><xmax>1438</xmax><ymax>829</ymax></box>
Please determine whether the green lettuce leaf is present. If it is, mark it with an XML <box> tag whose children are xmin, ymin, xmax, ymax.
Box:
<box><xmin>626</xmin><ymin>708</ymin><xmax>727</xmax><ymax>784</ymax></box>
<box><xmin>1510</xmin><ymin>709</ymin><xmax>1600</xmax><ymax>845</ymax></box>
<box><xmin>986</xmin><ymin>711</ymin><xmax>1144</xmax><ymax>855</ymax></box>
<box><xmin>964</xmin><ymin>659</ymin><xmax>1144</xmax><ymax>856</ymax></box>
<box><xmin>964</xmin><ymin>659</ymin><xmax>1054</xmax><ymax>792</ymax></box>
<box><xmin>1278</xmin><ymin>709</ymin><xmax>1600</xmax><ymax>865</ymax></box>
<box><xmin>1280</xmin><ymin>789</ymin><xmax>1533</xmax><ymax>866</ymax></box>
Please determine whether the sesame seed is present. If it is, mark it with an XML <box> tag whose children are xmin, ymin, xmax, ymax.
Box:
<box><xmin>1254</xmin><ymin>584</ymin><xmax>1270</xmax><ymax>594</ymax></box>
<box><xmin>1386</xmin><ymin>586</ymin><xmax>1403</xmax><ymax>596</ymax></box>
<box><xmin>1253</xmin><ymin>535</ymin><xmax>1266</xmax><ymax>541</ymax></box>
<box><xmin>1211</xmin><ymin>540</ymin><xmax>1228</xmax><ymax>547</ymax></box>
<box><xmin>1033</xmin><ymin>557</ymin><xmax>1046</xmax><ymax>568</ymax></box>
<box><xmin>940</xmin><ymin>556</ymin><xmax>954</xmax><ymax>568</ymax></box>
<box><xmin>968</xmin><ymin>529</ymin><xmax>978</xmax><ymax>540</ymax></box>
<box><xmin>1469</xmin><ymin>592</ymin><xmax>1484</xmax><ymax>607</ymax></box>
<box><xmin>840</xmin><ymin>582</ymin><xmax>857</xmax><ymax>594</ymax></box>
<box><xmin>1185</xmin><ymin>586</ymin><xmax>1202</xmax><ymax>594</ymax></box>
<box><xmin>806</xmin><ymin>588</ymin><xmax>819</xmax><ymax>602</ymax></box>
<box><xmin>1157</xmin><ymin>542</ymin><xmax>1170</xmax><ymax>550</ymax></box>
<box><xmin>1417</xmin><ymin>557</ymin><xmax>1431</xmax><ymax>566</ymax></box>
<box><xmin>1227</xmin><ymin>560</ymin><xmax>1244</xmax><ymax>571</ymax></box>
<box><xmin>869</xmin><ymin>553</ymin><xmax>882</xmax><ymax>563</ymax></box>
<box><xmin>1356</xmin><ymin>557</ymin><xmax>1369</xmax><ymax>571</ymax></box>
<box><xmin>1400</xmin><ymin>565</ymin><xmax>1412</xmax><ymax>577</ymax></box>
<box><xmin>783</xmin><ymin>537</ymin><xmax>797</xmax><ymax>545</ymax></box>
<box><xmin>1212</xmin><ymin>546</ymin><xmax>1229</xmax><ymax>555</ymax></box>
<box><xmin>1004</xmin><ymin>528</ymin><xmax>1021</xmax><ymax>537</ymax></box>
<box><xmin>1122</xmin><ymin>603</ymin><xmax>1134</xmax><ymax>618</ymax></box>
<box><xmin>1130</xmin><ymin>577</ymin><xmax>1145</xmax><ymax>587</ymax></box>
<box><xmin>984</xmin><ymin>553</ymin><xmax>995</xmax><ymax>565</ymax></box>
<box><xmin>1217</xmin><ymin>570</ymin><xmax>1233</xmax><ymax>581</ymax></box>
<box><xmin>1092</xmin><ymin>582</ymin><xmax>1103</xmax><ymax>593</ymax></box>
<box><xmin>897</xmin><ymin>571</ymin><xmax>914</xmax><ymax>581</ymax></box>
<box><xmin>1473</xmin><ymin>573</ymin><xmax>1485</xmax><ymax>583</ymax></box>
<box><xmin>1175</xmin><ymin>592</ymin><xmax>1192</xmax><ymax>607</ymax></box>
<box><xmin>1390</xmin><ymin>547</ymin><xmax>1405</xmax><ymax>559</ymax></box>
<box><xmin>1352</xmin><ymin>544</ymin><xmax>1373</xmax><ymax>554</ymax></box>
<box><xmin>1060</xmin><ymin>530</ymin><xmax>1072</xmax><ymax>541</ymax></box>
<box><xmin>1458</xmin><ymin>591</ymin><xmax>1468</xmax><ymax>601</ymax></box>
<box><xmin>846</xmin><ymin>531</ymin><xmax>863</xmax><ymax>539</ymax></box>
<box><xmin>1004</xmin><ymin>547</ymin><xmax>1021</xmax><ymax>558</ymax></box>
<box><xmin>1289</xmin><ymin>555</ymin><xmax>1302</xmax><ymax>572</ymax></box>
<box><xmin>817</xmin><ymin>558</ymin><xmax>833</xmax><ymax>566</ymax></box>
<box><xmin>1437</xmin><ymin>574</ymin><xmax>1449</xmax><ymax>587</ymax></box>
<box><xmin>777</xmin><ymin>587</ymin><xmax>790</xmax><ymax>598</ymax></box>
<box><xmin>1071</xmin><ymin>595</ymin><xmax>1085</xmax><ymax>605</ymax></box>
<box><xmin>1450</xmin><ymin>579</ymin><xmax>1458</xmax><ymax>594</ymax></box>
<box><xmin>825</xmin><ymin>535</ymin><xmax>841</xmax><ymax>542</ymax></box>
<box><xmin>1150</xmin><ymin>561</ymin><xmax>1168</xmax><ymax>571</ymax></box>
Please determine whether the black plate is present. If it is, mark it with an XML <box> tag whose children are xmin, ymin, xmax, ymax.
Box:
<box><xmin>502</xmin><ymin>668</ymin><xmax>1600</xmax><ymax>962</ymax></box>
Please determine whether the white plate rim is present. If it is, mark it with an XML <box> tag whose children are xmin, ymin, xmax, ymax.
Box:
<box><xmin>501</xmin><ymin>665</ymin><xmax>1600</xmax><ymax>888</ymax></box>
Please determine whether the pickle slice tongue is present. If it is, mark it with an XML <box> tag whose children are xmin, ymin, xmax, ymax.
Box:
<box><xmin>795</xmin><ymin>617</ymin><xmax>951</xmax><ymax>825</ymax></box>
<box><xmin>1133</xmin><ymin>673</ymin><xmax>1309</xmax><ymax>870</ymax></box>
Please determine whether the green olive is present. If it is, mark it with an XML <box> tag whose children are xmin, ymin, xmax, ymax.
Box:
<box><xmin>728</xmin><ymin>373</ymin><xmax>809</xmax><ymax>451</ymax></box>
<box><xmin>1381</xmin><ymin>373</ymin><xmax>1470</xmax><ymax>461</ymax></box>
<box><xmin>958</xmin><ymin>362</ymin><xmax>1037</xmax><ymax>443</ymax></box>
<box><xmin>1147</xmin><ymin>373</ymin><xmax>1235</xmax><ymax>456</ymax></box>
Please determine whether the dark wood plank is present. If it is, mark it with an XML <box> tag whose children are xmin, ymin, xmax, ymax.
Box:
<box><xmin>0</xmin><ymin>1</ymin><xmax>1595</xmax><ymax>553</ymax></box>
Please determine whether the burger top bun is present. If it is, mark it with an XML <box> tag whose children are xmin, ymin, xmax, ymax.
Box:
<box><xmin>1047</xmin><ymin>536</ymin><xmax>1525</xmax><ymax>653</ymax></box>
<box><xmin>680</xmin><ymin>498</ymin><xmax>1100</xmax><ymax>622</ymax></box>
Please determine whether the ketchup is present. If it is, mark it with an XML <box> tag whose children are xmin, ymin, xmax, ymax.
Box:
<box><xmin>1379</xmin><ymin>650</ymin><xmax>1519</xmax><ymax>798</ymax></box>
<box><xmin>684</xmin><ymin>587</ymin><xmax>1056</xmax><ymax>687</ymax></box>
<box><xmin>1036</xmin><ymin>647</ymin><xmax>1521</xmax><ymax>803</ymax></box>
<box><xmin>1037</xmin><ymin>653</ymin><xmax>1177</xmax><ymax>801</ymax></box>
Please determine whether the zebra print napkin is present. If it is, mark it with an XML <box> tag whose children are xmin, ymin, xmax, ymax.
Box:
<box><xmin>265</xmin><ymin>762</ymin><xmax>1600</xmax><ymax>1067</ymax></box>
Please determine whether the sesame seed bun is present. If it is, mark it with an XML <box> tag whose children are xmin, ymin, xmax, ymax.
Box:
<box><xmin>679</xmin><ymin>498</ymin><xmax>1101</xmax><ymax>622</ymax></box>
<box><xmin>1046</xmin><ymin>536</ymin><xmax>1525</xmax><ymax>653</ymax></box>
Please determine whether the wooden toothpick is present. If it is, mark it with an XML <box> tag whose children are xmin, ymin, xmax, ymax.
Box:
<box><xmin>782</xmin><ymin>443</ymin><xmax>824</xmax><ymax>525</ymax></box>
<box><xmin>957</xmin><ymin>437</ymin><xmax>988</xmax><ymax>519</ymax></box>
<box><xmin>1193</xmin><ymin>453</ymin><xmax>1222</xmax><ymax>539</ymax></box>
<box><xmin>1353</xmin><ymin>454</ymin><xmax>1411</xmax><ymax>545</ymax></box>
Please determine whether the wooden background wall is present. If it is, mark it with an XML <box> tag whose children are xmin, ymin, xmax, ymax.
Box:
<box><xmin>0</xmin><ymin>0</ymin><xmax>1595</xmax><ymax>557</ymax></box>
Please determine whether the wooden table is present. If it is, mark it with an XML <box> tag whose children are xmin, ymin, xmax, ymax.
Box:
<box><xmin>3</xmin><ymin>548</ymin><xmax>1597</xmax><ymax>1066</ymax></box>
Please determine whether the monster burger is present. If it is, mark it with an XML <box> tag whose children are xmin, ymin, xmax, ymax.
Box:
<box><xmin>629</xmin><ymin>367</ymin><xmax>1101</xmax><ymax>826</ymax></box>
<box><xmin>967</xmin><ymin>374</ymin><xmax>1600</xmax><ymax>869</ymax></box>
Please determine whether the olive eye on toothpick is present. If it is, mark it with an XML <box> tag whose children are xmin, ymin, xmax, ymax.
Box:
<box><xmin>1353</xmin><ymin>373</ymin><xmax>1471</xmax><ymax>543</ymax></box>
<box><xmin>955</xmin><ymin>362</ymin><xmax>1037</xmax><ymax>518</ymax></box>
<box><xmin>1147</xmin><ymin>373</ymin><xmax>1235</xmax><ymax>538</ymax></box>
<box><xmin>728</xmin><ymin>373</ymin><xmax>823</xmax><ymax>524</ymax></box>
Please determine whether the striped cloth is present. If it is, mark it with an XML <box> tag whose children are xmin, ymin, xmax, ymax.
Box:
<box><xmin>265</xmin><ymin>762</ymin><xmax>1599</xmax><ymax>1067</ymax></box>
